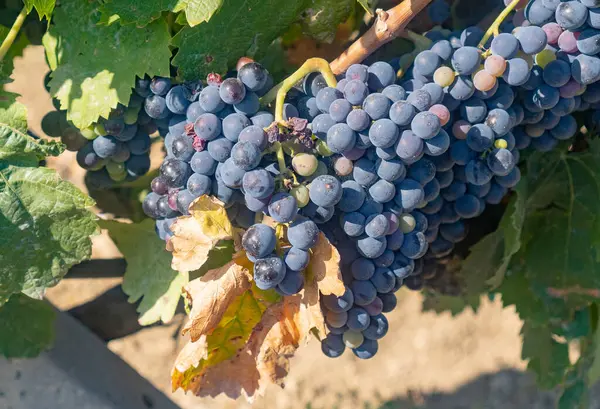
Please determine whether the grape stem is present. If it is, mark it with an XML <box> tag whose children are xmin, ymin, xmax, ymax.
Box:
<box><xmin>329</xmin><ymin>0</ymin><xmax>434</xmax><ymax>75</ymax></box>
<box><xmin>274</xmin><ymin>141</ymin><xmax>288</xmax><ymax>177</ymax></box>
<box><xmin>262</xmin><ymin>58</ymin><xmax>337</xmax><ymax>116</ymax></box>
<box><xmin>477</xmin><ymin>0</ymin><xmax>521</xmax><ymax>49</ymax></box>
<box><xmin>0</xmin><ymin>6</ymin><xmax>27</xmax><ymax>61</ymax></box>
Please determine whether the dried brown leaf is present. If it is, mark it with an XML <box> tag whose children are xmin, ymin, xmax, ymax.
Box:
<box><xmin>182</xmin><ymin>258</ymin><xmax>253</xmax><ymax>342</ymax></box>
<box><xmin>169</xmin><ymin>195</ymin><xmax>233</xmax><ymax>273</ymax></box>
<box><xmin>307</xmin><ymin>232</ymin><xmax>345</xmax><ymax>296</ymax></box>
<box><xmin>180</xmin><ymin>293</ymin><xmax>317</xmax><ymax>402</ymax></box>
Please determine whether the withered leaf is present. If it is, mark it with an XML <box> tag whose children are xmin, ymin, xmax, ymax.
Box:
<box><xmin>182</xmin><ymin>257</ymin><xmax>253</xmax><ymax>342</ymax></box>
<box><xmin>307</xmin><ymin>232</ymin><xmax>345</xmax><ymax>296</ymax></box>
<box><xmin>169</xmin><ymin>195</ymin><xmax>233</xmax><ymax>273</ymax></box>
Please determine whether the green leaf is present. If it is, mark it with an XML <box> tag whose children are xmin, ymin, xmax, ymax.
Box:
<box><xmin>99</xmin><ymin>0</ymin><xmax>178</xmax><ymax>27</ymax></box>
<box><xmin>587</xmin><ymin>308</ymin><xmax>600</xmax><ymax>384</ymax></box>
<box><xmin>99</xmin><ymin>219</ymin><xmax>187</xmax><ymax>326</ymax></box>
<box><xmin>23</xmin><ymin>0</ymin><xmax>56</xmax><ymax>20</ymax></box>
<box><xmin>173</xmin><ymin>0</ymin><xmax>225</xmax><ymax>27</ymax></box>
<box><xmin>486</xmin><ymin>188</ymin><xmax>526</xmax><ymax>287</ymax></box>
<box><xmin>0</xmin><ymin>103</ymin><xmax>63</xmax><ymax>167</ymax></box>
<box><xmin>356</xmin><ymin>0</ymin><xmax>374</xmax><ymax>15</ymax></box>
<box><xmin>301</xmin><ymin>0</ymin><xmax>354</xmax><ymax>43</ymax></box>
<box><xmin>0</xmin><ymin>24</ymin><xmax>29</xmax><ymax>108</ymax></box>
<box><xmin>521</xmin><ymin>321</ymin><xmax>570</xmax><ymax>388</ymax></box>
<box><xmin>421</xmin><ymin>291</ymin><xmax>480</xmax><ymax>316</ymax></box>
<box><xmin>0</xmin><ymin>294</ymin><xmax>55</xmax><ymax>358</ymax></box>
<box><xmin>43</xmin><ymin>0</ymin><xmax>171</xmax><ymax>129</ymax></box>
<box><xmin>0</xmin><ymin>164</ymin><xmax>97</xmax><ymax>304</ymax></box>
<box><xmin>172</xmin><ymin>0</ymin><xmax>308</xmax><ymax>80</ymax></box>
<box><xmin>521</xmin><ymin>150</ymin><xmax>600</xmax><ymax>304</ymax></box>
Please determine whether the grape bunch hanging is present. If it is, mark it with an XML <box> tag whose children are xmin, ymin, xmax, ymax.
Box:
<box><xmin>146</xmin><ymin>0</ymin><xmax>597</xmax><ymax>360</ymax></box>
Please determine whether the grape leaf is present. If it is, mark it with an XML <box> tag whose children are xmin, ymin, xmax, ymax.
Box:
<box><xmin>172</xmin><ymin>0</ymin><xmax>308</xmax><ymax>80</ymax></box>
<box><xmin>356</xmin><ymin>0</ymin><xmax>374</xmax><ymax>15</ymax></box>
<box><xmin>588</xmin><ymin>315</ymin><xmax>600</xmax><ymax>385</ymax></box>
<box><xmin>0</xmin><ymin>105</ymin><xmax>97</xmax><ymax>305</ymax></box>
<box><xmin>306</xmin><ymin>232</ymin><xmax>345</xmax><ymax>296</ymax></box>
<box><xmin>168</xmin><ymin>195</ymin><xmax>234</xmax><ymax>273</ymax></box>
<box><xmin>43</xmin><ymin>0</ymin><xmax>171</xmax><ymax>129</ymax></box>
<box><xmin>521</xmin><ymin>321</ymin><xmax>570</xmax><ymax>389</ymax></box>
<box><xmin>182</xmin><ymin>256</ymin><xmax>253</xmax><ymax>342</ymax></box>
<box><xmin>0</xmin><ymin>24</ymin><xmax>29</xmax><ymax>108</ymax></box>
<box><xmin>100</xmin><ymin>219</ymin><xmax>188</xmax><ymax>326</ymax></box>
<box><xmin>0</xmin><ymin>103</ymin><xmax>63</xmax><ymax>166</ymax></box>
<box><xmin>99</xmin><ymin>0</ymin><xmax>178</xmax><ymax>27</ymax></box>
<box><xmin>0</xmin><ymin>294</ymin><xmax>55</xmax><ymax>358</ymax></box>
<box><xmin>173</xmin><ymin>0</ymin><xmax>225</xmax><ymax>27</ymax></box>
<box><xmin>301</xmin><ymin>0</ymin><xmax>354</xmax><ymax>43</ymax></box>
<box><xmin>190</xmin><ymin>239</ymin><xmax>235</xmax><ymax>280</ymax></box>
<box><xmin>23</xmin><ymin>0</ymin><xmax>56</xmax><ymax>20</ymax></box>
<box><xmin>421</xmin><ymin>291</ymin><xmax>481</xmax><ymax>316</ymax></box>
<box><xmin>172</xmin><ymin>245</ymin><xmax>327</xmax><ymax>401</ymax></box>
<box><xmin>520</xmin><ymin>149</ymin><xmax>600</xmax><ymax>304</ymax></box>
<box><xmin>172</xmin><ymin>285</ymin><xmax>322</xmax><ymax>402</ymax></box>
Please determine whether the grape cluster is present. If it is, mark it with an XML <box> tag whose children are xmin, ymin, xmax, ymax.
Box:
<box><xmin>141</xmin><ymin>0</ymin><xmax>600</xmax><ymax>362</ymax></box>
<box><xmin>311</xmin><ymin>3</ymin><xmax>599</xmax><ymax>359</ymax></box>
<box><xmin>142</xmin><ymin>62</ymin><xmax>276</xmax><ymax>241</ymax></box>
<box><xmin>41</xmin><ymin>74</ymin><xmax>162</xmax><ymax>185</ymax></box>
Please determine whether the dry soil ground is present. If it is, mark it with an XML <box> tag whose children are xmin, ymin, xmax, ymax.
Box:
<box><xmin>8</xmin><ymin>45</ymin><xmax>599</xmax><ymax>409</ymax></box>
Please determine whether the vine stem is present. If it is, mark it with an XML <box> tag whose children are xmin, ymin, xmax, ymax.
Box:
<box><xmin>477</xmin><ymin>0</ymin><xmax>521</xmax><ymax>49</ymax></box>
<box><xmin>329</xmin><ymin>0</ymin><xmax>434</xmax><ymax>75</ymax></box>
<box><xmin>0</xmin><ymin>6</ymin><xmax>27</xmax><ymax>61</ymax></box>
<box><xmin>261</xmin><ymin>58</ymin><xmax>337</xmax><ymax>118</ymax></box>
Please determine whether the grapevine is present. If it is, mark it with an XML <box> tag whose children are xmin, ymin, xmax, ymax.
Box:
<box><xmin>1</xmin><ymin>0</ymin><xmax>600</xmax><ymax>407</ymax></box>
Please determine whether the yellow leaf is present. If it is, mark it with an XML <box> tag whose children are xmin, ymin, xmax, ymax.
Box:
<box><xmin>172</xmin><ymin>286</ymin><xmax>270</xmax><ymax>394</ymax></box>
<box><xmin>307</xmin><ymin>232</ymin><xmax>345</xmax><ymax>296</ymax></box>
<box><xmin>182</xmin><ymin>258</ymin><xmax>253</xmax><ymax>342</ymax></box>
<box><xmin>172</xmin><ymin>291</ymin><xmax>321</xmax><ymax>402</ymax></box>
<box><xmin>189</xmin><ymin>195</ymin><xmax>233</xmax><ymax>238</ymax></box>
<box><xmin>168</xmin><ymin>195</ymin><xmax>233</xmax><ymax>273</ymax></box>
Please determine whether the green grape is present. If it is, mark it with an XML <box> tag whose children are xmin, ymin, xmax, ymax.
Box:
<box><xmin>315</xmin><ymin>139</ymin><xmax>333</xmax><ymax>157</ymax></box>
<box><xmin>433</xmin><ymin>66</ymin><xmax>455</xmax><ymax>87</ymax></box>
<box><xmin>292</xmin><ymin>153</ymin><xmax>318</xmax><ymax>176</ymax></box>
<box><xmin>534</xmin><ymin>49</ymin><xmax>556</xmax><ymax>69</ymax></box>
<box><xmin>109</xmin><ymin>169</ymin><xmax>127</xmax><ymax>182</ymax></box>
<box><xmin>106</xmin><ymin>161</ymin><xmax>125</xmax><ymax>175</ymax></box>
<box><xmin>80</xmin><ymin>126</ymin><xmax>97</xmax><ymax>140</ymax></box>
<box><xmin>94</xmin><ymin>122</ymin><xmax>107</xmax><ymax>136</ymax></box>
<box><xmin>343</xmin><ymin>330</ymin><xmax>364</xmax><ymax>349</ymax></box>
<box><xmin>399</xmin><ymin>214</ymin><xmax>416</xmax><ymax>233</ymax></box>
<box><xmin>290</xmin><ymin>185</ymin><xmax>310</xmax><ymax>208</ymax></box>
<box><xmin>495</xmin><ymin>139</ymin><xmax>508</xmax><ymax>149</ymax></box>
<box><xmin>124</xmin><ymin>107</ymin><xmax>140</xmax><ymax>125</ymax></box>
<box><xmin>88</xmin><ymin>158</ymin><xmax>107</xmax><ymax>171</ymax></box>
<box><xmin>305</xmin><ymin>161</ymin><xmax>328</xmax><ymax>182</ymax></box>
